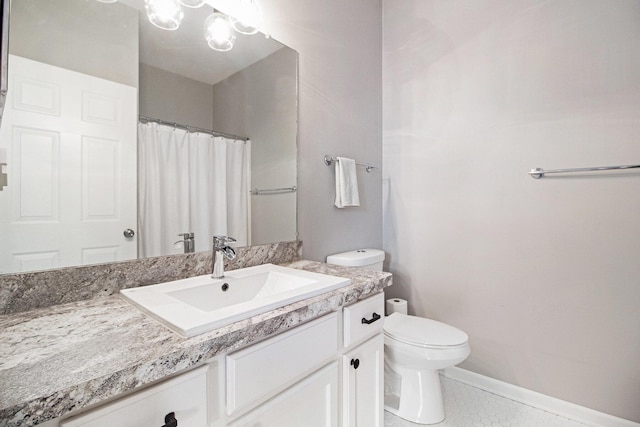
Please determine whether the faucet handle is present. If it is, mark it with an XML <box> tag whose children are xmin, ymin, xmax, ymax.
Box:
<box><xmin>213</xmin><ymin>235</ymin><xmax>236</xmax><ymax>246</ymax></box>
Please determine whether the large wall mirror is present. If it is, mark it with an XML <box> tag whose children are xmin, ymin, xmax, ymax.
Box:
<box><xmin>0</xmin><ymin>0</ymin><xmax>298</xmax><ymax>275</ymax></box>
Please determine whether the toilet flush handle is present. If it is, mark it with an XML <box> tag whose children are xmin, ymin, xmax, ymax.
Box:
<box><xmin>361</xmin><ymin>312</ymin><xmax>381</xmax><ymax>325</ymax></box>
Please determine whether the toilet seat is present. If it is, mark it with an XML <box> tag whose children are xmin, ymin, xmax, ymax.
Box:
<box><xmin>384</xmin><ymin>313</ymin><xmax>468</xmax><ymax>349</ymax></box>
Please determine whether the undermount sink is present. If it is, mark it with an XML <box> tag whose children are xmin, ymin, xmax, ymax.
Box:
<box><xmin>120</xmin><ymin>264</ymin><xmax>350</xmax><ymax>337</ymax></box>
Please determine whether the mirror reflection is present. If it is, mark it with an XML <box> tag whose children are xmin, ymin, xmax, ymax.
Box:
<box><xmin>0</xmin><ymin>0</ymin><xmax>297</xmax><ymax>275</ymax></box>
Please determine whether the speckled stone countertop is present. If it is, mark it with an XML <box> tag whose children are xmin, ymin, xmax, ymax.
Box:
<box><xmin>0</xmin><ymin>261</ymin><xmax>392</xmax><ymax>427</ymax></box>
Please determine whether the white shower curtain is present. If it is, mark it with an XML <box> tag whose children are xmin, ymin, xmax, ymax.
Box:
<box><xmin>138</xmin><ymin>122</ymin><xmax>251</xmax><ymax>258</ymax></box>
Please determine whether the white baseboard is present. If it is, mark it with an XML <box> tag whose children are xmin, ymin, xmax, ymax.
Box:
<box><xmin>441</xmin><ymin>367</ymin><xmax>639</xmax><ymax>427</ymax></box>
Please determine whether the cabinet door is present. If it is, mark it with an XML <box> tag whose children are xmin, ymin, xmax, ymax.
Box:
<box><xmin>228</xmin><ymin>362</ymin><xmax>339</xmax><ymax>427</ymax></box>
<box><xmin>226</xmin><ymin>312</ymin><xmax>338</xmax><ymax>416</ymax></box>
<box><xmin>342</xmin><ymin>334</ymin><xmax>384</xmax><ymax>427</ymax></box>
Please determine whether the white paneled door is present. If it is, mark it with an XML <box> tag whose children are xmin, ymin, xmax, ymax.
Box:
<box><xmin>0</xmin><ymin>55</ymin><xmax>137</xmax><ymax>274</ymax></box>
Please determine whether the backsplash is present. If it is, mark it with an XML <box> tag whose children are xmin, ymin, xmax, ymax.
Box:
<box><xmin>0</xmin><ymin>241</ymin><xmax>301</xmax><ymax>315</ymax></box>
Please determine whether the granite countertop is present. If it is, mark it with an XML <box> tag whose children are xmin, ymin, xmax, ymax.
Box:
<box><xmin>0</xmin><ymin>260</ymin><xmax>392</xmax><ymax>427</ymax></box>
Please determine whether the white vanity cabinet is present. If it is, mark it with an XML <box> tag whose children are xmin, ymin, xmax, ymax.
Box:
<box><xmin>223</xmin><ymin>294</ymin><xmax>384</xmax><ymax>427</ymax></box>
<box><xmin>58</xmin><ymin>293</ymin><xmax>386</xmax><ymax>427</ymax></box>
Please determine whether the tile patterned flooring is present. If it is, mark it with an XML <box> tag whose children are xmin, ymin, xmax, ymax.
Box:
<box><xmin>384</xmin><ymin>375</ymin><xmax>588</xmax><ymax>427</ymax></box>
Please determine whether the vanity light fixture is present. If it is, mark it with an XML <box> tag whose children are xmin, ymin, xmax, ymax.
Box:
<box><xmin>98</xmin><ymin>0</ymin><xmax>263</xmax><ymax>50</ymax></box>
<box><xmin>145</xmin><ymin>0</ymin><xmax>184</xmax><ymax>31</ymax></box>
<box><xmin>178</xmin><ymin>0</ymin><xmax>205</xmax><ymax>8</ymax></box>
<box><xmin>231</xmin><ymin>0</ymin><xmax>263</xmax><ymax>35</ymax></box>
<box><xmin>204</xmin><ymin>11</ymin><xmax>235</xmax><ymax>52</ymax></box>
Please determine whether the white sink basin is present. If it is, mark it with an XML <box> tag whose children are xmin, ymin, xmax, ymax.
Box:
<box><xmin>120</xmin><ymin>264</ymin><xmax>350</xmax><ymax>337</ymax></box>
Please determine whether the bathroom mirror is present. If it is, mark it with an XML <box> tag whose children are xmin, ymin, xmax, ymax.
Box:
<box><xmin>0</xmin><ymin>0</ymin><xmax>8</xmax><ymax>121</ymax></box>
<box><xmin>0</xmin><ymin>0</ymin><xmax>297</xmax><ymax>274</ymax></box>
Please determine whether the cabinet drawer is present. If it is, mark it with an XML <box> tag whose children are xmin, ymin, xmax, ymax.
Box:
<box><xmin>61</xmin><ymin>366</ymin><xmax>207</xmax><ymax>427</ymax></box>
<box><xmin>343</xmin><ymin>293</ymin><xmax>385</xmax><ymax>348</ymax></box>
<box><xmin>226</xmin><ymin>312</ymin><xmax>338</xmax><ymax>416</ymax></box>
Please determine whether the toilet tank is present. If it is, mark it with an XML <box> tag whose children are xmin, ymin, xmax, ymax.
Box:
<box><xmin>326</xmin><ymin>249</ymin><xmax>385</xmax><ymax>271</ymax></box>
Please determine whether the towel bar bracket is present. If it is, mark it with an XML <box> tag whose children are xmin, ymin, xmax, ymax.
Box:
<box><xmin>530</xmin><ymin>168</ymin><xmax>544</xmax><ymax>179</ymax></box>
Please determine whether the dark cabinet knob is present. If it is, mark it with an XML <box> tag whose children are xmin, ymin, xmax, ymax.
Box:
<box><xmin>351</xmin><ymin>358</ymin><xmax>360</xmax><ymax>369</ymax></box>
<box><xmin>161</xmin><ymin>412</ymin><xmax>177</xmax><ymax>427</ymax></box>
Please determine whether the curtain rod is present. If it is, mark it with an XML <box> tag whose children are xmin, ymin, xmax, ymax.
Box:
<box><xmin>139</xmin><ymin>115</ymin><xmax>250</xmax><ymax>141</ymax></box>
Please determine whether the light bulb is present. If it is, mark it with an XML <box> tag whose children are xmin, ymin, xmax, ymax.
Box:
<box><xmin>178</xmin><ymin>0</ymin><xmax>205</xmax><ymax>7</ymax></box>
<box><xmin>231</xmin><ymin>0</ymin><xmax>263</xmax><ymax>35</ymax></box>
<box><xmin>204</xmin><ymin>12</ymin><xmax>236</xmax><ymax>51</ymax></box>
<box><xmin>145</xmin><ymin>0</ymin><xmax>184</xmax><ymax>31</ymax></box>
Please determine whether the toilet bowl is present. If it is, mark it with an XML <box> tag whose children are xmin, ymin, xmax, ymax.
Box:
<box><xmin>383</xmin><ymin>312</ymin><xmax>470</xmax><ymax>425</ymax></box>
<box><xmin>325</xmin><ymin>249</ymin><xmax>470</xmax><ymax>424</ymax></box>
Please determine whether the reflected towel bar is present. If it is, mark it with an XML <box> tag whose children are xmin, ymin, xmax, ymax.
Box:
<box><xmin>324</xmin><ymin>155</ymin><xmax>377</xmax><ymax>173</ymax></box>
<box><xmin>250</xmin><ymin>186</ymin><xmax>297</xmax><ymax>195</ymax></box>
<box><xmin>529</xmin><ymin>164</ymin><xmax>640</xmax><ymax>179</ymax></box>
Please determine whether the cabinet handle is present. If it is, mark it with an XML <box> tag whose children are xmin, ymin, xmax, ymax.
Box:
<box><xmin>351</xmin><ymin>358</ymin><xmax>360</xmax><ymax>369</ymax></box>
<box><xmin>161</xmin><ymin>412</ymin><xmax>178</xmax><ymax>427</ymax></box>
<box><xmin>361</xmin><ymin>312</ymin><xmax>381</xmax><ymax>325</ymax></box>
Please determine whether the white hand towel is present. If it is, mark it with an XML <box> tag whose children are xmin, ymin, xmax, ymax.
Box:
<box><xmin>335</xmin><ymin>157</ymin><xmax>360</xmax><ymax>208</ymax></box>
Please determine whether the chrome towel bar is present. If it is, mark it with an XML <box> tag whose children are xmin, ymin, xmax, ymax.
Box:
<box><xmin>324</xmin><ymin>155</ymin><xmax>377</xmax><ymax>173</ymax></box>
<box><xmin>250</xmin><ymin>186</ymin><xmax>297</xmax><ymax>195</ymax></box>
<box><xmin>529</xmin><ymin>164</ymin><xmax>640</xmax><ymax>179</ymax></box>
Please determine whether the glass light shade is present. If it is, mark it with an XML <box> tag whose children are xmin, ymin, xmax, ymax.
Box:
<box><xmin>231</xmin><ymin>0</ymin><xmax>263</xmax><ymax>35</ymax></box>
<box><xmin>204</xmin><ymin>12</ymin><xmax>236</xmax><ymax>52</ymax></box>
<box><xmin>96</xmin><ymin>0</ymin><xmax>118</xmax><ymax>3</ymax></box>
<box><xmin>145</xmin><ymin>0</ymin><xmax>184</xmax><ymax>31</ymax></box>
<box><xmin>178</xmin><ymin>0</ymin><xmax>205</xmax><ymax>7</ymax></box>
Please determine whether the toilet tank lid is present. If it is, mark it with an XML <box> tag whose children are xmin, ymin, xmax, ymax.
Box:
<box><xmin>326</xmin><ymin>249</ymin><xmax>385</xmax><ymax>267</ymax></box>
<box><xmin>384</xmin><ymin>313</ymin><xmax>469</xmax><ymax>347</ymax></box>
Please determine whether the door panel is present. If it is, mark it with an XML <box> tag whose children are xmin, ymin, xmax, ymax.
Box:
<box><xmin>0</xmin><ymin>55</ymin><xmax>137</xmax><ymax>273</ymax></box>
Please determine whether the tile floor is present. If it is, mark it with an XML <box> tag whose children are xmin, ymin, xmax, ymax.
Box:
<box><xmin>384</xmin><ymin>375</ymin><xmax>587</xmax><ymax>427</ymax></box>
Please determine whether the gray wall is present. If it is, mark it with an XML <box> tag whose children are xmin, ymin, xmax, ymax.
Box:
<box><xmin>212</xmin><ymin>48</ymin><xmax>298</xmax><ymax>245</ymax></box>
<box><xmin>256</xmin><ymin>0</ymin><xmax>383</xmax><ymax>262</ymax></box>
<box><xmin>139</xmin><ymin>63</ymin><xmax>214</xmax><ymax>129</ymax></box>
<box><xmin>9</xmin><ymin>0</ymin><xmax>138</xmax><ymax>87</ymax></box>
<box><xmin>383</xmin><ymin>0</ymin><xmax>640</xmax><ymax>422</ymax></box>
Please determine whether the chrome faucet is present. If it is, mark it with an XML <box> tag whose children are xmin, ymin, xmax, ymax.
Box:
<box><xmin>174</xmin><ymin>232</ymin><xmax>195</xmax><ymax>253</ymax></box>
<box><xmin>212</xmin><ymin>236</ymin><xmax>236</xmax><ymax>278</ymax></box>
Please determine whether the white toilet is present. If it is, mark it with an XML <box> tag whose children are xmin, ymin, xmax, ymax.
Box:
<box><xmin>326</xmin><ymin>249</ymin><xmax>471</xmax><ymax>425</ymax></box>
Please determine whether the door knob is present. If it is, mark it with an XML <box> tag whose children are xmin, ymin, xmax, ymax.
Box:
<box><xmin>351</xmin><ymin>358</ymin><xmax>360</xmax><ymax>369</ymax></box>
<box><xmin>161</xmin><ymin>412</ymin><xmax>177</xmax><ymax>427</ymax></box>
<box><xmin>123</xmin><ymin>229</ymin><xmax>135</xmax><ymax>238</ymax></box>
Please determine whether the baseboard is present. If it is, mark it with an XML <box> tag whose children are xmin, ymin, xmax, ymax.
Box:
<box><xmin>441</xmin><ymin>367</ymin><xmax>640</xmax><ymax>427</ymax></box>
